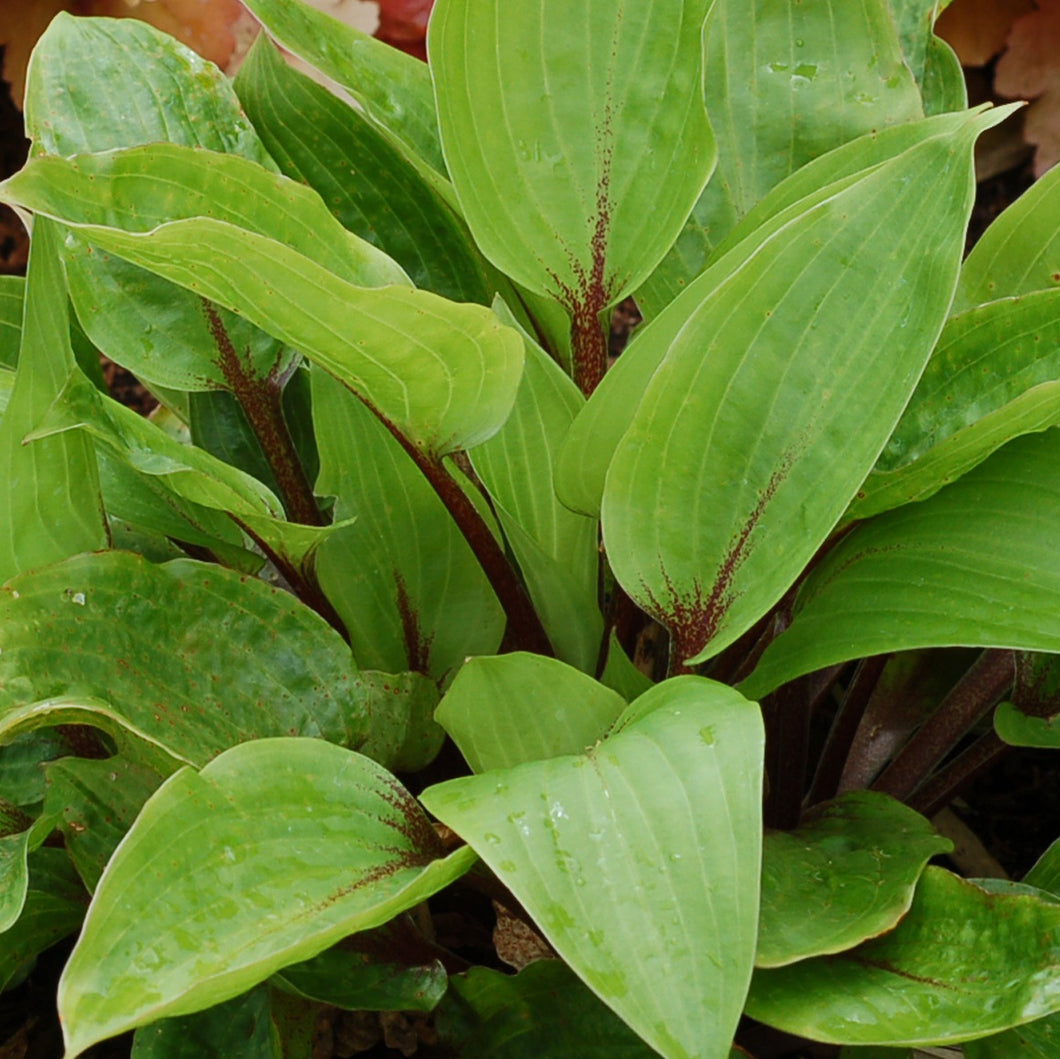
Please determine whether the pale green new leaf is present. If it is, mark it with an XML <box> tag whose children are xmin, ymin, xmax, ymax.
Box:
<box><xmin>955</xmin><ymin>159</ymin><xmax>1060</xmax><ymax>312</ymax></box>
<box><xmin>312</xmin><ymin>370</ymin><xmax>503</xmax><ymax>680</ymax></box>
<box><xmin>430</xmin><ymin>0</ymin><xmax>716</xmax><ymax>314</ymax></box>
<box><xmin>557</xmin><ymin>110</ymin><xmax>989</xmax><ymax>519</ymax></box>
<box><xmin>848</xmin><ymin>290</ymin><xmax>1060</xmax><ymax>522</ymax></box>
<box><xmin>637</xmin><ymin>0</ymin><xmax>924</xmax><ymax>316</ymax></box>
<box><xmin>757</xmin><ymin>792</ymin><xmax>951</xmax><ymax>968</ymax></box>
<box><xmin>0</xmin><ymin>205</ymin><xmax>523</xmax><ymax>457</ymax></box>
<box><xmin>746</xmin><ymin>868</ymin><xmax>1060</xmax><ymax>1046</ymax></box>
<box><xmin>241</xmin><ymin>0</ymin><xmax>445</xmax><ymax>177</ymax></box>
<box><xmin>743</xmin><ymin>430</ymin><xmax>1060</xmax><ymax>699</ymax></box>
<box><xmin>58</xmin><ymin>739</ymin><xmax>478</xmax><ymax>1057</ymax></box>
<box><xmin>423</xmin><ymin>677</ymin><xmax>764</xmax><ymax>1059</ymax></box>
<box><xmin>0</xmin><ymin>551</ymin><xmax>370</xmax><ymax>765</ymax></box>
<box><xmin>604</xmin><ymin>110</ymin><xmax>1000</xmax><ymax>668</ymax></box>
<box><xmin>0</xmin><ymin>219</ymin><xmax>108</xmax><ymax>583</ymax></box>
<box><xmin>23</xmin><ymin>13</ymin><xmax>294</xmax><ymax>407</ymax></box>
<box><xmin>435</xmin><ymin>653</ymin><xmax>627</xmax><ymax>773</ymax></box>
<box><xmin>469</xmin><ymin>302</ymin><xmax>601</xmax><ymax>670</ymax></box>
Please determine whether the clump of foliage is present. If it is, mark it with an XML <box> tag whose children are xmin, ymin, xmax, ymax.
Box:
<box><xmin>0</xmin><ymin>1</ymin><xmax>1059</xmax><ymax>1057</ymax></box>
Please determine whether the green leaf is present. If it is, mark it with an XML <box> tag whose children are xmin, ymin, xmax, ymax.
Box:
<box><xmin>994</xmin><ymin>701</ymin><xmax>1060</xmax><ymax>749</ymax></box>
<box><xmin>558</xmin><ymin>110</ymin><xmax>989</xmax><ymax>520</ymax></box>
<box><xmin>436</xmin><ymin>961</ymin><xmax>660</xmax><ymax>1058</ymax></box>
<box><xmin>0</xmin><ymin>847</ymin><xmax>87</xmax><ymax>993</ymax></box>
<box><xmin>436</xmin><ymin>653</ymin><xmax>627</xmax><ymax>774</ymax></box>
<box><xmin>885</xmin><ymin>0</ymin><xmax>967</xmax><ymax>115</ymax></box>
<box><xmin>236</xmin><ymin>36</ymin><xmax>489</xmax><ymax>305</ymax></box>
<box><xmin>603</xmin><ymin>110</ymin><xmax>999</xmax><ymax>667</ymax></box>
<box><xmin>964</xmin><ymin>1016</ymin><xmax>1060</xmax><ymax>1059</ymax></box>
<box><xmin>757</xmin><ymin>791</ymin><xmax>951</xmax><ymax>968</ymax></box>
<box><xmin>423</xmin><ymin>677</ymin><xmax>764</xmax><ymax>1059</ymax></box>
<box><xmin>44</xmin><ymin>755</ymin><xmax>166</xmax><ymax>893</ymax></box>
<box><xmin>956</xmin><ymin>160</ymin><xmax>1060</xmax><ymax>312</ymax></box>
<box><xmin>848</xmin><ymin>291</ymin><xmax>1060</xmax><ymax>521</ymax></box>
<box><xmin>59</xmin><ymin>738</ymin><xmax>476</xmax><ymax>1056</ymax></box>
<box><xmin>0</xmin><ymin>219</ymin><xmax>108</xmax><ymax>583</ymax></box>
<box><xmin>25</xmin><ymin>14</ymin><xmax>270</xmax><ymax>161</ymax></box>
<box><xmin>22</xmin><ymin>12</ymin><xmax>298</xmax><ymax>422</ymax></box>
<box><xmin>743</xmin><ymin>429</ymin><xmax>1060</xmax><ymax>699</ymax></box>
<box><xmin>0</xmin><ymin>202</ymin><xmax>524</xmax><ymax>459</ymax></box>
<box><xmin>637</xmin><ymin>0</ymin><xmax>924</xmax><ymax>316</ymax></box>
<box><xmin>356</xmin><ymin>670</ymin><xmax>445</xmax><ymax>774</ymax></box>
<box><xmin>746</xmin><ymin>867</ymin><xmax>1060</xmax><ymax>1046</ymax></box>
<box><xmin>469</xmin><ymin>302</ymin><xmax>601</xmax><ymax>670</ymax></box>
<box><xmin>430</xmin><ymin>0</ymin><xmax>716</xmax><ymax>313</ymax></box>
<box><xmin>311</xmin><ymin>370</ymin><xmax>503</xmax><ymax>679</ymax></box>
<box><xmin>0</xmin><ymin>802</ymin><xmax>60</xmax><ymax>932</ymax></box>
<box><xmin>131</xmin><ymin>986</ymin><xmax>278</xmax><ymax>1059</ymax></box>
<box><xmin>275</xmin><ymin>937</ymin><xmax>446</xmax><ymax>1013</ymax></box>
<box><xmin>240</xmin><ymin>0</ymin><xmax>445</xmax><ymax>176</ymax></box>
<box><xmin>0</xmin><ymin>275</ymin><xmax>22</xmax><ymax>368</ymax></box>
<box><xmin>1026</xmin><ymin>839</ymin><xmax>1060</xmax><ymax>896</ymax></box>
<box><xmin>0</xmin><ymin>551</ymin><xmax>370</xmax><ymax>765</ymax></box>
<box><xmin>599</xmin><ymin>633</ymin><xmax>655</xmax><ymax>702</ymax></box>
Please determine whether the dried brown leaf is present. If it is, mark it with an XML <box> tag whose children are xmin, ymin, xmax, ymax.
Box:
<box><xmin>935</xmin><ymin>0</ymin><xmax>1034</xmax><ymax>66</ymax></box>
<box><xmin>996</xmin><ymin>0</ymin><xmax>1060</xmax><ymax>175</ymax></box>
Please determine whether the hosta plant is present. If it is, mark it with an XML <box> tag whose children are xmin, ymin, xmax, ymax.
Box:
<box><xmin>1</xmin><ymin>1</ymin><xmax>1059</xmax><ymax>1056</ymax></box>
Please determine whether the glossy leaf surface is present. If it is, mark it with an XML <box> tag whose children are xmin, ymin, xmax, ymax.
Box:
<box><xmin>44</xmin><ymin>755</ymin><xmax>165</xmax><ymax>892</ymax></box>
<box><xmin>0</xmin><ymin>200</ymin><xmax>523</xmax><ymax>458</ymax></box>
<box><xmin>0</xmin><ymin>219</ymin><xmax>108</xmax><ymax>583</ymax></box>
<box><xmin>637</xmin><ymin>0</ymin><xmax>924</xmax><ymax>316</ymax></box>
<box><xmin>236</xmin><ymin>37</ymin><xmax>488</xmax><ymax>305</ymax></box>
<box><xmin>241</xmin><ymin>0</ymin><xmax>444</xmax><ymax>174</ymax></box>
<box><xmin>437</xmin><ymin>961</ymin><xmax>659</xmax><ymax>1058</ymax></box>
<box><xmin>747</xmin><ymin>867</ymin><xmax>1060</xmax><ymax>1045</ymax></box>
<box><xmin>59</xmin><ymin>738</ymin><xmax>477</xmax><ymax>1056</ymax></box>
<box><xmin>435</xmin><ymin>653</ymin><xmax>627</xmax><ymax>773</ymax></box>
<box><xmin>22</xmin><ymin>13</ymin><xmax>296</xmax><ymax>411</ymax></box>
<box><xmin>0</xmin><ymin>848</ymin><xmax>86</xmax><ymax>993</ymax></box>
<box><xmin>469</xmin><ymin>304</ymin><xmax>601</xmax><ymax>670</ymax></box>
<box><xmin>423</xmin><ymin>677</ymin><xmax>764</xmax><ymax>1059</ymax></box>
<box><xmin>955</xmin><ymin>160</ymin><xmax>1060</xmax><ymax>312</ymax></box>
<box><xmin>556</xmin><ymin>112</ymin><xmax>982</xmax><ymax>519</ymax></box>
<box><xmin>430</xmin><ymin>0</ymin><xmax>715</xmax><ymax>311</ymax></box>
<box><xmin>757</xmin><ymin>792</ymin><xmax>951</xmax><ymax>967</ymax></box>
<box><xmin>604</xmin><ymin>112</ymin><xmax>996</xmax><ymax>667</ymax></box>
<box><xmin>744</xmin><ymin>429</ymin><xmax>1060</xmax><ymax>698</ymax></box>
<box><xmin>849</xmin><ymin>290</ymin><xmax>1060</xmax><ymax>521</ymax></box>
<box><xmin>0</xmin><ymin>551</ymin><xmax>369</xmax><ymax>765</ymax></box>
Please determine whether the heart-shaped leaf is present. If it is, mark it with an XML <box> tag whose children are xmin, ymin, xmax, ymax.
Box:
<box><xmin>436</xmin><ymin>653</ymin><xmax>627</xmax><ymax>773</ymax></box>
<box><xmin>59</xmin><ymin>738</ymin><xmax>477</xmax><ymax>1056</ymax></box>
<box><xmin>423</xmin><ymin>677</ymin><xmax>764</xmax><ymax>1059</ymax></box>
